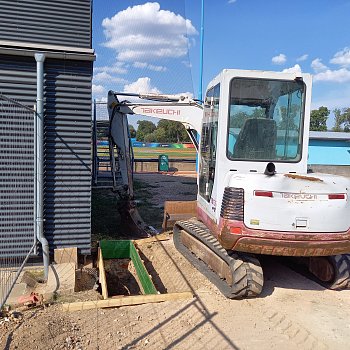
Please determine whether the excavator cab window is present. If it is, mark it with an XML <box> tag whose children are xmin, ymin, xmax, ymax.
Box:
<box><xmin>227</xmin><ymin>78</ymin><xmax>305</xmax><ymax>163</ymax></box>
<box><xmin>199</xmin><ymin>84</ymin><xmax>220</xmax><ymax>202</ymax></box>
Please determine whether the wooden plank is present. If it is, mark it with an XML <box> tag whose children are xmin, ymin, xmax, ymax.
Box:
<box><xmin>62</xmin><ymin>291</ymin><xmax>193</xmax><ymax>312</ymax></box>
<box><xmin>180</xmin><ymin>230</ymin><xmax>233</xmax><ymax>285</ymax></box>
<box><xmin>54</xmin><ymin>247</ymin><xmax>78</xmax><ymax>268</ymax></box>
<box><xmin>162</xmin><ymin>200</ymin><xmax>197</xmax><ymax>230</ymax></box>
<box><xmin>164</xmin><ymin>201</ymin><xmax>197</xmax><ymax>215</ymax></box>
<box><xmin>133</xmin><ymin>232</ymin><xmax>171</xmax><ymax>245</ymax></box>
<box><xmin>98</xmin><ymin>248</ymin><xmax>108</xmax><ymax>300</ymax></box>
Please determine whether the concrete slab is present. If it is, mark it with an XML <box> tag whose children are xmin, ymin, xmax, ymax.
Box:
<box><xmin>3</xmin><ymin>283</ymin><xmax>29</xmax><ymax>305</ymax></box>
<box><xmin>0</xmin><ymin>269</ymin><xmax>33</xmax><ymax>306</ymax></box>
<box><xmin>35</xmin><ymin>263</ymin><xmax>76</xmax><ymax>300</ymax></box>
<box><xmin>1</xmin><ymin>263</ymin><xmax>76</xmax><ymax>306</ymax></box>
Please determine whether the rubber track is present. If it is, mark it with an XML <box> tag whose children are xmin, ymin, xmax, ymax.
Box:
<box><xmin>327</xmin><ymin>254</ymin><xmax>350</xmax><ymax>290</ymax></box>
<box><xmin>173</xmin><ymin>219</ymin><xmax>264</xmax><ymax>299</ymax></box>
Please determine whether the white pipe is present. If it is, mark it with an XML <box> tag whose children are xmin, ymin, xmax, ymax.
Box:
<box><xmin>35</xmin><ymin>52</ymin><xmax>49</xmax><ymax>280</ymax></box>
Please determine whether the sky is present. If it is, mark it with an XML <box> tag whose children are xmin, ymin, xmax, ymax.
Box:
<box><xmin>92</xmin><ymin>0</ymin><xmax>350</xmax><ymax>128</ymax></box>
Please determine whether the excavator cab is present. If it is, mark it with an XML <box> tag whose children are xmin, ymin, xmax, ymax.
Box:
<box><xmin>197</xmin><ymin>70</ymin><xmax>311</xmax><ymax>224</ymax></box>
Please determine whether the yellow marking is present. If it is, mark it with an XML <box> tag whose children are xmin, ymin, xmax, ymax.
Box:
<box><xmin>250</xmin><ymin>219</ymin><xmax>260</xmax><ymax>225</ymax></box>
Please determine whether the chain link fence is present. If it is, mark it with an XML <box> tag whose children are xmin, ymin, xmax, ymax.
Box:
<box><xmin>0</xmin><ymin>93</ymin><xmax>37</xmax><ymax>309</ymax></box>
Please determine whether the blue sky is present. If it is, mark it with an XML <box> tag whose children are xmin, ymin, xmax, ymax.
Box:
<box><xmin>92</xmin><ymin>0</ymin><xmax>350</xmax><ymax>128</ymax></box>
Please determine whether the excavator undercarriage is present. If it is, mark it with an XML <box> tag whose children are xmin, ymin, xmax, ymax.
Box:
<box><xmin>174</xmin><ymin>218</ymin><xmax>263</xmax><ymax>298</ymax></box>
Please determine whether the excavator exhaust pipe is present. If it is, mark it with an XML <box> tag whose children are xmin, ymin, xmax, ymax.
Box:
<box><xmin>264</xmin><ymin>162</ymin><xmax>276</xmax><ymax>176</ymax></box>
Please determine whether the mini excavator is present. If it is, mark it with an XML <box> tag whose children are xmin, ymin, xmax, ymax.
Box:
<box><xmin>107</xmin><ymin>69</ymin><xmax>350</xmax><ymax>298</ymax></box>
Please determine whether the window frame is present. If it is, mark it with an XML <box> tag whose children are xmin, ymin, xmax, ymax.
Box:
<box><xmin>198</xmin><ymin>83</ymin><xmax>220</xmax><ymax>202</ymax></box>
<box><xmin>226</xmin><ymin>77</ymin><xmax>306</xmax><ymax>164</ymax></box>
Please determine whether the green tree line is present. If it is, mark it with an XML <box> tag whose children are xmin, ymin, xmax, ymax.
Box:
<box><xmin>129</xmin><ymin>107</ymin><xmax>350</xmax><ymax>143</ymax></box>
<box><xmin>311</xmin><ymin>106</ymin><xmax>350</xmax><ymax>132</ymax></box>
<box><xmin>129</xmin><ymin>120</ymin><xmax>190</xmax><ymax>143</ymax></box>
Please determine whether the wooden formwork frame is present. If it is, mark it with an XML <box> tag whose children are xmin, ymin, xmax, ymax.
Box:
<box><xmin>63</xmin><ymin>239</ymin><xmax>192</xmax><ymax>311</ymax></box>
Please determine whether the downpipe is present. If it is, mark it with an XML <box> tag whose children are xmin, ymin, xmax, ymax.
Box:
<box><xmin>35</xmin><ymin>52</ymin><xmax>49</xmax><ymax>281</ymax></box>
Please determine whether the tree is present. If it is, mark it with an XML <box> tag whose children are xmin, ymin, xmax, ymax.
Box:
<box><xmin>251</xmin><ymin>108</ymin><xmax>266</xmax><ymax>119</ymax></box>
<box><xmin>332</xmin><ymin>108</ymin><xmax>350</xmax><ymax>132</ymax></box>
<box><xmin>310</xmin><ymin>106</ymin><xmax>329</xmax><ymax>131</ymax></box>
<box><xmin>229</xmin><ymin>108</ymin><xmax>265</xmax><ymax>129</ymax></box>
<box><xmin>144</xmin><ymin>127</ymin><xmax>167</xmax><ymax>142</ymax></box>
<box><xmin>157</xmin><ymin>120</ymin><xmax>190</xmax><ymax>143</ymax></box>
<box><xmin>229</xmin><ymin>111</ymin><xmax>249</xmax><ymax>128</ymax></box>
<box><xmin>136</xmin><ymin>120</ymin><xmax>156</xmax><ymax>141</ymax></box>
<box><xmin>333</xmin><ymin>108</ymin><xmax>342</xmax><ymax>131</ymax></box>
<box><xmin>128</xmin><ymin>124</ymin><xmax>136</xmax><ymax>138</ymax></box>
<box><xmin>135</xmin><ymin>119</ymin><xmax>191</xmax><ymax>143</ymax></box>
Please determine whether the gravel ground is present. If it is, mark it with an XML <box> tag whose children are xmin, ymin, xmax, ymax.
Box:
<box><xmin>3</xmin><ymin>239</ymin><xmax>350</xmax><ymax>350</ymax></box>
<box><xmin>134</xmin><ymin>172</ymin><xmax>197</xmax><ymax>209</ymax></box>
<box><xmin>2</xmin><ymin>173</ymin><xmax>350</xmax><ymax>350</ymax></box>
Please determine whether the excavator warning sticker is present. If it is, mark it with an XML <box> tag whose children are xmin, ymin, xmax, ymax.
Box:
<box><xmin>250</xmin><ymin>219</ymin><xmax>260</xmax><ymax>225</ymax></box>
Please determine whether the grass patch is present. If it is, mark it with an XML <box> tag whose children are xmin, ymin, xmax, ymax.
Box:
<box><xmin>133</xmin><ymin>147</ymin><xmax>196</xmax><ymax>159</ymax></box>
<box><xmin>133</xmin><ymin>180</ymin><xmax>163</xmax><ymax>229</ymax></box>
<box><xmin>180</xmin><ymin>191</ymin><xmax>195</xmax><ymax>196</ymax></box>
<box><xmin>180</xmin><ymin>181</ymin><xmax>196</xmax><ymax>185</ymax></box>
<box><xmin>97</xmin><ymin>146</ymin><xmax>196</xmax><ymax>160</ymax></box>
<box><xmin>91</xmin><ymin>182</ymin><xmax>163</xmax><ymax>244</ymax></box>
<box><xmin>91</xmin><ymin>189</ymin><xmax>122</xmax><ymax>245</ymax></box>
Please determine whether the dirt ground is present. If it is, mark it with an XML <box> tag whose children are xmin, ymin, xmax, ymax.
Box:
<box><xmin>2</xmin><ymin>173</ymin><xmax>350</xmax><ymax>350</ymax></box>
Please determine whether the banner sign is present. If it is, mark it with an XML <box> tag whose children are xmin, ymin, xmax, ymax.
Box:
<box><xmin>97</xmin><ymin>139</ymin><xmax>195</xmax><ymax>149</ymax></box>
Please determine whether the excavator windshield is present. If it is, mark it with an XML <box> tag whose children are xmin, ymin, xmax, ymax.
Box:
<box><xmin>227</xmin><ymin>77</ymin><xmax>305</xmax><ymax>162</ymax></box>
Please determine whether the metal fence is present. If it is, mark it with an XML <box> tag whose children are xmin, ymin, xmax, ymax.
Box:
<box><xmin>92</xmin><ymin>101</ymin><xmax>117</xmax><ymax>187</ymax></box>
<box><xmin>0</xmin><ymin>93</ymin><xmax>36</xmax><ymax>309</ymax></box>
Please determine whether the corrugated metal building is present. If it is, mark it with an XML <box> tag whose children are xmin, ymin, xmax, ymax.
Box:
<box><xmin>0</xmin><ymin>0</ymin><xmax>95</xmax><ymax>254</ymax></box>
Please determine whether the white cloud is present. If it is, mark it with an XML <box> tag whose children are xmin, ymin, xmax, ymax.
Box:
<box><xmin>228</xmin><ymin>0</ymin><xmax>237</xmax><ymax>3</ymax></box>
<box><xmin>93</xmin><ymin>63</ymin><xmax>129</xmax><ymax>92</ymax></box>
<box><xmin>102</xmin><ymin>2</ymin><xmax>197</xmax><ymax>62</ymax></box>
<box><xmin>182</xmin><ymin>60</ymin><xmax>192</xmax><ymax>68</ymax></box>
<box><xmin>95</xmin><ymin>97</ymin><xmax>107</xmax><ymax>104</ymax></box>
<box><xmin>313</xmin><ymin>68</ymin><xmax>350</xmax><ymax>83</ymax></box>
<box><xmin>92</xmin><ymin>84</ymin><xmax>106</xmax><ymax>95</ymax></box>
<box><xmin>330</xmin><ymin>47</ymin><xmax>350</xmax><ymax>67</ymax></box>
<box><xmin>282</xmin><ymin>64</ymin><xmax>302</xmax><ymax>74</ymax></box>
<box><xmin>296</xmin><ymin>54</ymin><xmax>308</xmax><ymax>62</ymax></box>
<box><xmin>309</xmin><ymin>50</ymin><xmax>350</xmax><ymax>83</ymax></box>
<box><xmin>94</xmin><ymin>63</ymin><xmax>128</xmax><ymax>75</ymax></box>
<box><xmin>93</xmin><ymin>71</ymin><xmax>128</xmax><ymax>84</ymax></box>
<box><xmin>123</xmin><ymin>77</ymin><xmax>161</xmax><ymax>94</ymax></box>
<box><xmin>272</xmin><ymin>53</ymin><xmax>287</xmax><ymax>65</ymax></box>
<box><xmin>311</xmin><ymin>58</ymin><xmax>328</xmax><ymax>73</ymax></box>
<box><xmin>133</xmin><ymin>62</ymin><xmax>167</xmax><ymax>72</ymax></box>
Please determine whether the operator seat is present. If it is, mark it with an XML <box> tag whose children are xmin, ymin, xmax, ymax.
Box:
<box><xmin>233</xmin><ymin>118</ymin><xmax>277</xmax><ymax>160</ymax></box>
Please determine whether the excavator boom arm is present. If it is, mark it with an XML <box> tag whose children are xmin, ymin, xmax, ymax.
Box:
<box><xmin>108</xmin><ymin>90</ymin><xmax>204</xmax><ymax>134</ymax></box>
<box><xmin>106</xmin><ymin>90</ymin><xmax>203</xmax><ymax>237</ymax></box>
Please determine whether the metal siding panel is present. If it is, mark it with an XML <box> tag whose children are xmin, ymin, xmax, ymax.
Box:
<box><xmin>44</xmin><ymin>58</ymin><xmax>92</xmax><ymax>255</ymax></box>
<box><xmin>0</xmin><ymin>0</ymin><xmax>92</xmax><ymax>48</ymax></box>
<box><xmin>0</xmin><ymin>54</ymin><xmax>92</xmax><ymax>255</ymax></box>
<box><xmin>0</xmin><ymin>55</ymin><xmax>37</xmax><ymax>105</ymax></box>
